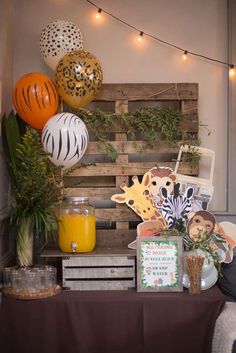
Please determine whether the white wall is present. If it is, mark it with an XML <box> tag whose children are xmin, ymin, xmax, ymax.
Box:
<box><xmin>12</xmin><ymin>0</ymin><xmax>228</xmax><ymax>211</ymax></box>
<box><xmin>0</xmin><ymin>0</ymin><xmax>14</xmax><ymax>213</ymax></box>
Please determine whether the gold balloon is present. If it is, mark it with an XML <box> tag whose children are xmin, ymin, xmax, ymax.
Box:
<box><xmin>55</xmin><ymin>50</ymin><xmax>103</xmax><ymax>108</ymax></box>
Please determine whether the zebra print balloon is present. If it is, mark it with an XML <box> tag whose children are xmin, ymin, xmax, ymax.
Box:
<box><xmin>42</xmin><ymin>112</ymin><xmax>89</xmax><ymax>169</ymax></box>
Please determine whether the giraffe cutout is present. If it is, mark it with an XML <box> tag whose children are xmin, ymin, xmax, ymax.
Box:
<box><xmin>111</xmin><ymin>172</ymin><xmax>167</xmax><ymax>228</ymax></box>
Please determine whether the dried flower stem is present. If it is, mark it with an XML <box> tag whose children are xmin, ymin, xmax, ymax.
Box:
<box><xmin>185</xmin><ymin>255</ymin><xmax>204</xmax><ymax>294</ymax></box>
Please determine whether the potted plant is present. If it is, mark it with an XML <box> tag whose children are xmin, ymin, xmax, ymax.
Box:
<box><xmin>1</xmin><ymin>111</ymin><xmax>61</xmax><ymax>267</ymax></box>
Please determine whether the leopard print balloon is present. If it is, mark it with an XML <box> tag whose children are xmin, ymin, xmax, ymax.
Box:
<box><xmin>55</xmin><ymin>50</ymin><xmax>103</xmax><ymax>109</ymax></box>
<box><xmin>40</xmin><ymin>20</ymin><xmax>84</xmax><ymax>70</ymax></box>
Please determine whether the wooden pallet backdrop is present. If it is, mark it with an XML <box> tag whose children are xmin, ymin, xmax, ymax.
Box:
<box><xmin>64</xmin><ymin>83</ymin><xmax>198</xmax><ymax>248</ymax></box>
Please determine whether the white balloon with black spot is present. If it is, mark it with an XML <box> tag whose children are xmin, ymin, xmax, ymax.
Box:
<box><xmin>40</xmin><ymin>19</ymin><xmax>84</xmax><ymax>71</ymax></box>
<box><xmin>42</xmin><ymin>112</ymin><xmax>89</xmax><ymax>170</ymax></box>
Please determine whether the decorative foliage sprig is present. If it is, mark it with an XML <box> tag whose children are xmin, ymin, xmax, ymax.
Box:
<box><xmin>2</xmin><ymin>112</ymin><xmax>62</xmax><ymax>241</ymax></box>
<box><xmin>9</xmin><ymin>127</ymin><xmax>62</xmax><ymax>239</ymax></box>
<box><xmin>183</xmin><ymin>231</ymin><xmax>226</xmax><ymax>276</ymax></box>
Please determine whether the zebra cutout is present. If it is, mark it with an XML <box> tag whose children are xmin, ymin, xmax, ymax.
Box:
<box><xmin>160</xmin><ymin>183</ymin><xmax>195</xmax><ymax>231</ymax></box>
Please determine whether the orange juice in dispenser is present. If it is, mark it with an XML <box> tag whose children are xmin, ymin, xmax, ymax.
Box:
<box><xmin>58</xmin><ymin>196</ymin><xmax>96</xmax><ymax>253</ymax></box>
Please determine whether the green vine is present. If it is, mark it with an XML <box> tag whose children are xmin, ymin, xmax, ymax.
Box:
<box><xmin>181</xmin><ymin>144</ymin><xmax>201</xmax><ymax>169</ymax></box>
<box><xmin>71</xmin><ymin>107</ymin><xmax>199</xmax><ymax>163</ymax></box>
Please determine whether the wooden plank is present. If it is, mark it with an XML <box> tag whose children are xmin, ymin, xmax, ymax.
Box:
<box><xmin>42</xmin><ymin>247</ymin><xmax>136</xmax><ymax>258</ymax></box>
<box><xmin>65</xmin><ymin>187</ymin><xmax>121</xmax><ymax>199</ymax></box>
<box><xmin>181</xmin><ymin>99</ymin><xmax>198</xmax><ymax>116</ymax></box>
<box><xmin>64</xmin><ymin>176</ymin><xmax>115</xmax><ymax>188</ymax></box>
<box><xmin>115</xmin><ymin>100</ymin><xmax>128</xmax><ymax>114</ymax></box>
<box><xmin>115</xmin><ymin>100</ymin><xmax>129</xmax><ymax>230</ymax></box>
<box><xmin>63</xmin><ymin>279</ymin><xmax>135</xmax><ymax>290</ymax></box>
<box><xmin>85</xmin><ymin>140</ymin><xmax>198</xmax><ymax>154</ymax></box>
<box><xmin>68</xmin><ymin>162</ymin><xmax>197</xmax><ymax>177</ymax></box>
<box><xmin>94</xmin><ymin>83</ymin><xmax>198</xmax><ymax>101</ymax></box>
<box><xmin>96</xmin><ymin>229</ymin><xmax>137</xmax><ymax>247</ymax></box>
<box><xmin>180</xmin><ymin>100</ymin><xmax>198</xmax><ymax>133</ymax></box>
<box><xmin>95</xmin><ymin>207</ymin><xmax>140</xmax><ymax>222</ymax></box>
<box><xmin>63</xmin><ymin>267</ymin><xmax>135</xmax><ymax>279</ymax></box>
<box><xmin>63</xmin><ymin>256</ymin><xmax>135</xmax><ymax>267</ymax></box>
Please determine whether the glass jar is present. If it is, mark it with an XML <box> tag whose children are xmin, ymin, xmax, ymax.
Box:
<box><xmin>58</xmin><ymin>196</ymin><xmax>96</xmax><ymax>253</ymax></box>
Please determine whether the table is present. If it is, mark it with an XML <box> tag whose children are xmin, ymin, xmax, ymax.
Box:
<box><xmin>0</xmin><ymin>286</ymin><xmax>225</xmax><ymax>353</ymax></box>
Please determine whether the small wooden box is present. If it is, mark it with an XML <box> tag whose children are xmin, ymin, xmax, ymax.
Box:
<box><xmin>62</xmin><ymin>252</ymin><xmax>136</xmax><ymax>290</ymax></box>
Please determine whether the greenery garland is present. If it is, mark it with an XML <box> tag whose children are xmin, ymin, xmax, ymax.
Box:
<box><xmin>71</xmin><ymin>107</ymin><xmax>200</xmax><ymax>163</ymax></box>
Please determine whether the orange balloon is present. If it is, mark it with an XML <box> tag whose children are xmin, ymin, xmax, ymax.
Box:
<box><xmin>12</xmin><ymin>72</ymin><xmax>59</xmax><ymax>130</ymax></box>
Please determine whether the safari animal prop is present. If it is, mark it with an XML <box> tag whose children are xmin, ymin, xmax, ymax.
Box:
<box><xmin>160</xmin><ymin>182</ymin><xmax>194</xmax><ymax>231</ymax></box>
<box><xmin>174</xmin><ymin>145</ymin><xmax>215</xmax><ymax>210</ymax></box>
<box><xmin>128</xmin><ymin>220</ymin><xmax>166</xmax><ymax>249</ymax></box>
<box><xmin>111</xmin><ymin>173</ymin><xmax>167</xmax><ymax>227</ymax></box>
<box><xmin>186</xmin><ymin>210</ymin><xmax>216</xmax><ymax>243</ymax></box>
<box><xmin>186</xmin><ymin>210</ymin><xmax>236</xmax><ymax>263</ymax></box>
<box><xmin>147</xmin><ymin>167</ymin><xmax>176</xmax><ymax>210</ymax></box>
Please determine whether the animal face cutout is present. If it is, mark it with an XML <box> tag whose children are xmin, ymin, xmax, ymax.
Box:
<box><xmin>160</xmin><ymin>182</ymin><xmax>194</xmax><ymax>231</ymax></box>
<box><xmin>148</xmin><ymin>167</ymin><xmax>176</xmax><ymax>209</ymax></box>
<box><xmin>187</xmin><ymin>210</ymin><xmax>215</xmax><ymax>242</ymax></box>
<box><xmin>186</xmin><ymin>212</ymin><xmax>236</xmax><ymax>263</ymax></box>
<box><xmin>186</xmin><ymin>210</ymin><xmax>231</xmax><ymax>263</ymax></box>
<box><xmin>111</xmin><ymin>173</ymin><xmax>167</xmax><ymax>226</ymax></box>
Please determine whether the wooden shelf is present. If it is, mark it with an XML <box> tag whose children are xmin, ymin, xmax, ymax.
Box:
<box><xmin>41</xmin><ymin>246</ymin><xmax>136</xmax><ymax>258</ymax></box>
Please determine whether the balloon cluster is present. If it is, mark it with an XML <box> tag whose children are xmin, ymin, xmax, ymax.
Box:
<box><xmin>12</xmin><ymin>19</ymin><xmax>103</xmax><ymax>169</ymax></box>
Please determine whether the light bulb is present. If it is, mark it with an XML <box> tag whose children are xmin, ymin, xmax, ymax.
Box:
<box><xmin>182</xmin><ymin>50</ymin><xmax>188</xmax><ymax>60</ymax></box>
<box><xmin>229</xmin><ymin>65</ymin><xmax>235</xmax><ymax>77</ymax></box>
<box><xmin>96</xmin><ymin>8</ymin><xmax>102</xmax><ymax>19</ymax></box>
<box><xmin>138</xmin><ymin>31</ymin><xmax>144</xmax><ymax>42</ymax></box>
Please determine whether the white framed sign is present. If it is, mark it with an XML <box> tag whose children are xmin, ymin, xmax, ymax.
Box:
<box><xmin>137</xmin><ymin>236</ymin><xmax>183</xmax><ymax>292</ymax></box>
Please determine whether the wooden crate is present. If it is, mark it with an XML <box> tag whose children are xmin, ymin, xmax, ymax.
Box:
<box><xmin>65</xmin><ymin>83</ymin><xmax>199</xmax><ymax>243</ymax></box>
<box><xmin>42</xmin><ymin>248</ymin><xmax>136</xmax><ymax>290</ymax></box>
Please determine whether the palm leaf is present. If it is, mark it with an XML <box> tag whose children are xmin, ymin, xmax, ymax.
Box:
<box><xmin>1</xmin><ymin>111</ymin><xmax>21</xmax><ymax>188</ymax></box>
<box><xmin>1</xmin><ymin>110</ymin><xmax>21</xmax><ymax>164</ymax></box>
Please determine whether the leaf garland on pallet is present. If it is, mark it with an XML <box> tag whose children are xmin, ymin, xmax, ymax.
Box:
<box><xmin>71</xmin><ymin>107</ymin><xmax>200</xmax><ymax>164</ymax></box>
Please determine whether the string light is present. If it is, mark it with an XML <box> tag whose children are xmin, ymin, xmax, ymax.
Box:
<box><xmin>229</xmin><ymin>65</ymin><xmax>235</xmax><ymax>77</ymax></box>
<box><xmin>182</xmin><ymin>50</ymin><xmax>188</xmax><ymax>60</ymax></box>
<box><xmin>137</xmin><ymin>31</ymin><xmax>144</xmax><ymax>42</ymax></box>
<box><xmin>85</xmin><ymin>0</ymin><xmax>235</xmax><ymax>71</ymax></box>
<box><xmin>95</xmin><ymin>8</ymin><xmax>102</xmax><ymax>19</ymax></box>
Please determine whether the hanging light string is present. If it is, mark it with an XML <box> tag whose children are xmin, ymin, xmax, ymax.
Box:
<box><xmin>85</xmin><ymin>0</ymin><xmax>235</xmax><ymax>70</ymax></box>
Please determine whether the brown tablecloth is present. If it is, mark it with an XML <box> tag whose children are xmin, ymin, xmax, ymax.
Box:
<box><xmin>0</xmin><ymin>286</ymin><xmax>225</xmax><ymax>353</ymax></box>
